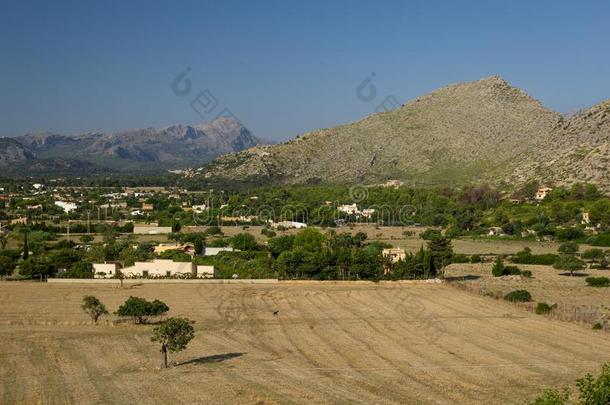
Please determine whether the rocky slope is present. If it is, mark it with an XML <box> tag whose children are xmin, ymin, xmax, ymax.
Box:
<box><xmin>512</xmin><ymin>100</ymin><xmax>610</xmax><ymax>189</ymax></box>
<box><xmin>201</xmin><ymin>76</ymin><xmax>562</xmax><ymax>185</ymax></box>
<box><xmin>0</xmin><ymin>138</ymin><xmax>36</xmax><ymax>165</ymax></box>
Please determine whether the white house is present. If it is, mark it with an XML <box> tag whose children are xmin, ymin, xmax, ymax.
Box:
<box><xmin>270</xmin><ymin>220</ymin><xmax>307</xmax><ymax>229</ymax></box>
<box><xmin>94</xmin><ymin>259</ymin><xmax>215</xmax><ymax>278</ymax></box>
<box><xmin>192</xmin><ymin>204</ymin><xmax>207</xmax><ymax>213</ymax></box>
<box><xmin>55</xmin><ymin>201</ymin><xmax>78</xmax><ymax>213</ymax></box>
<box><xmin>204</xmin><ymin>247</ymin><xmax>235</xmax><ymax>256</ymax></box>
<box><xmin>338</xmin><ymin>203</ymin><xmax>359</xmax><ymax>215</ymax></box>
<box><xmin>534</xmin><ymin>187</ymin><xmax>552</xmax><ymax>201</ymax></box>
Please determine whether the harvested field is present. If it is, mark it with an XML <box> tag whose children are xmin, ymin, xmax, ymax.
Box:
<box><xmin>1</xmin><ymin>282</ymin><xmax>610</xmax><ymax>404</ymax></box>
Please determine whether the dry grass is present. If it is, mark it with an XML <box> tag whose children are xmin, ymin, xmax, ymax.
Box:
<box><xmin>446</xmin><ymin>263</ymin><xmax>610</xmax><ymax>328</ymax></box>
<box><xmin>2</xmin><ymin>282</ymin><xmax>610</xmax><ymax>404</ymax></box>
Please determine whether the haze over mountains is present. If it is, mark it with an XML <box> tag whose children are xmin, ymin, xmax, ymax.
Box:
<box><xmin>200</xmin><ymin>76</ymin><xmax>610</xmax><ymax>191</ymax></box>
<box><xmin>0</xmin><ymin>117</ymin><xmax>265</xmax><ymax>174</ymax></box>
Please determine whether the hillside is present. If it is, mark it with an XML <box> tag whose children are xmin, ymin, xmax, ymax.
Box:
<box><xmin>12</xmin><ymin>117</ymin><xmax>266</xmax><ymax>172</ymax></box>
<box><xmin>511</xmin><ymin>100</ymin><xmax>610</xmax><ymax>189</ymax></box>
<box><xmin>200</xmin><ymin>76</ymin><xmax>562</xmax><ymax>186</ymax></box>
<box><xmin>0</xmin><ymin>138</ymin><xmax>35</xmax><ymax>165</ymax></box>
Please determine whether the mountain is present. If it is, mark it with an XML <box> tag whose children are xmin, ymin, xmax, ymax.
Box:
<box><xmin>0</xmin><ymin>138</ymin><xmax>36</xmax><ymax>165</ymax></box>
<box><xmin>512</xmin><ymin>100</ymin><xmax>610</xmax><ymax>189</ymax></box>
<box><xmin>200</xmin><ymin>76</ymin><xmax>563</xmax><ymax>186</ymax></box>
<box><xmin>12</xmin><ymin>117</ymin><xmax>266</xmax><ymax>173</ymax></box>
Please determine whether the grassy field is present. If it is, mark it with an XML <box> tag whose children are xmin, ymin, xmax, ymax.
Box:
<box><xmin>2</xmin><ymin>282</ymin><xmax>610</xmax><ymax>404</ymax></box>
<box><xmin>446</xmin><ymin>263</ymin><xmax>610</xmax><ymax>327</ymax></box>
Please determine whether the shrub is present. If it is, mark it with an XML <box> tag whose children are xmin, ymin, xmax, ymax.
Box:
<box><xmin>504</xmin><ymin>265</ymin><xmax>522</xmax><ymax>275</ymax></box>
<box><xmin>451</xmin><ymin>254</ymin><xmax>470</xmax><ymax>263</ymax></box>
<box><xmin>116</xmin><ymin>296</ymin><xmax>170</xmax><ymax>324</ymax></box>
<box><xmin>521</xmin><ymin>270</ymin><xmax>533</xmax><ymax>278</ymax></box>
<box><xmin>593</xmin><ymin>322</ymin><xmax>603</xmax><ymax>330</ymax></box>
<box><xmin>491</xmin><ymin>256</ymin><xmax>505</xmax><ymax>277</ymax></box>
<box><xmin>585</xmin><ymin>277</ymin><xmax>610</xmax><ymax>287</ymax></box>
<box><xmin>470</xmin><ymin>254</ymin><xmax>482</xmax><ymax>263</ymax></box>
<box><xmin>261</xmin><ymin>228</ymin><xmax>277</xmax><ymax>238</ymax></box>
<box><xmin>511</xmin><ymin>248</ymin><xmax>558</xmax><ymax>265</ymax></box>
<box><xmin>504</xmin><ymin>290</ymin><xmax>532</xmax><ymax>302</ymax></box>
<box><xmin>420</xmin><ymin>229</ymin><xmax>442</xmax><ymax>240</ymax></box>
<box><xmin>535</xmin><ymin>302</ymin><xmax>555</xmax><ymax>315</ymax></box>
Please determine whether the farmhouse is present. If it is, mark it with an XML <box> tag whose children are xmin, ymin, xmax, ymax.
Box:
<box><xmin>93</xmin><ymin>259</ymin><xmax>216</xmax><ymax>278</ymax></box>
<box><xmin>382</xmin><ymin>248</ymin><xmax>406</xmax><ymax>263</ymax></box>
<box><xmin>534</xmin><ymin>187</ymin><xmax>552</xmax><ymax>201</ymax></box>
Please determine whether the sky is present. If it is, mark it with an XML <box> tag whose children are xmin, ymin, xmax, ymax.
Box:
<box><xmin>1</xmin><ymin>0</ymin><xmax>609</xmax><ymax>141</ymax></box>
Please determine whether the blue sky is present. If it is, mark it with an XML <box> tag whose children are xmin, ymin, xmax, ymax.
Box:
<box><xmin>1</xmin><ymin>0</ymin><xmax>609</xmax><ymax>140</ymax></box>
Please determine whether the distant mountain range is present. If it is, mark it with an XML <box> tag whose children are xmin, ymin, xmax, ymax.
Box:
<box><xmin>0</xmin><ymin>117</ymin><xmax>266</xmax><ymax>174</ymax></box>
<box><xmin>199</xmin><ymin>76</ymin><xmax>610</xmax><ymax>191</ymax></box>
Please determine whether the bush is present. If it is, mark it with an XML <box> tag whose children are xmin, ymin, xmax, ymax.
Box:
<box><xmin>451</xmin><ymin>254</ymin><xmax>470</xmax><ymax>264</ymax></box>
<box><xmin>470</xmin><ymin>254</ymin><xmax>482</xmax><ymax>263</ymax></box>
<box><xmin>511</xmin><ymin>248</ymin><xmax>558</xmax><ymax>266</ymax></box>
<box><xmin>116</xmin><ymin>296</ymin><xmax>170</xmax><ymax>324</ymax></box>
<box><xmin>521</xmin><ymin>270</ymin><xmax>533</xmax><ymax>278</ymax></box>
<box><xmin>504</xmin><ymin>290</ymin><xmax>532</xmax><ymax>302</ymax></box>
<box><xmin>593</xmin><ymin>322</ymin><xmax>603</xmax><ymax>330</ymax></box>
<box><xmin>261</xmin><ymin>228</ymin><xmax>277</xmax><ymax>238</ymax></box>
<box><xmin>585</xmin><ymin>277</ymin><xmax>610</xmax><ymax>287</ymax></box>
<box><xmin>504</xmin><ymin>265</ymin><xmax>522</xmax><ymax>275</ymax></box>
<box><xmin>535</xmin><ymin>302</ymin><xmax>555</xmax><ymax>315</ymax></box>
<box><xmin>491</xmin><ymin>256</ymin><xmax>505</xmax><ymax>277</ymax></box>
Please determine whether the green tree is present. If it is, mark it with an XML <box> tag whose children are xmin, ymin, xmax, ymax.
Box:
<box><xmin>491</xmin><ymin>256</ymin><xmax>505</xmax><ymax>277</ymax></box>
<box><xmin>0</xmin><ymin>255</ymin><xmax>16</xmax><ymax>279</ymax></box>
<box><xmin>81</xmin><ymin>295</ymin><xmax>109</xmax><ymax>324</ymax></box>
<box><xmin>23</xmin><ymin>231</ymin><xmax>29</xmax><ymax>260</ymax></box>
<box><xmin>426</xmin><ymin>235</ymin><xmax>453</xmax><ymax>277</ymax></box>
<box><xmin>116</xmin><ymin>296</ymin><xmax>169</xmax><ymax>324</ymax></box>
<box><xmin>151</xmin><ymin>317</ymin><xmax>195</xmax><ymax>368</ymax></box>
<box><xmin>231</xmin><ymin>233</ymin><xmax>258</xmax><ymax>251</ymax></box>
<box><xmin>553</xmin><ymin>255</ymin><xmax>586</xmax><ymax>276</ymax></box>
<box><xmin>63</xmin><ymin>262</ymin><xmax>94</xmax><ymax>278</ymax></box>
<box><xmin>193</xmin><ymin>237</ymin><xmax>204</xmax><ymax>255</ymax></box>
<box><xmin>558</xmin><ymin>242</ymin><xmax>579</xmax><ymax>256</ymax></box>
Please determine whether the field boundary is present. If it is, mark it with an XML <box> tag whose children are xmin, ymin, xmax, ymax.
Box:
<box><xmin>44</xmin><ymin>278</ymin><xmax>444</xmax><ymax>285</ymax></box>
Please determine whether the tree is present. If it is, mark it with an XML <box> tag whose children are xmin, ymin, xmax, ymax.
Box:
<box><xmin>491</xmin><ymin>256</ymin><xmax>505</xmax><ymax>277</ymax></box>
<box><xmin>23</xmin><ymin>231</ymin><xmax>29</xmax><ymax>260</ymax></box>
<box><xmin>63</xmin><ymin>261</ymin><xmax>94</xmax><ymax>278</ymax></box>
<box><xmin>151</xmin><ymin>317</ymin><xmax>194</xmax><ymax>368</ymax></box>
<box><xmin>116</xmin><ymin>296</ymin><xmax>169</xmax><ymax>324</ymax></box>
<box><xmin>231</xmin><ymin>233</ymin><xmax>258</xmax><ymax>251</ymax></box>
<box><xmin>558</xmin><ymin>242</ymin><xmax>579</xmax><ymax>256</ymax></box>
<box><xmin>193</xmin><ymin>237</ymin><xmax>204</xmax><ymax>255</ymax></box>
<box><xmin>114</xmin><ymin>268</ymin><xmax>125</xmax><ymax>287</ymax></box>
<box><xmin>0</xmin><ymin>234</ymin><xmax>7</xmax><ymax>250</ymax></box>
<box><xmin>553</xmin><ymin>255</ymin><xmax>586</xmax><ymax>276</ymax></box>
<box><xmin>0</xmin><ymin>255</ymin><xmax>16</xmax><ymax>279</ymax></box>
<box><xmin>426</xmin><ymin>235</ymin><xmax>453</xmax><ymax>277</ymax></box>
<box><xmin>171</xmin><ymin>222</ymin><xmax>181</xmax><ymax>233</ymax></box>
<box><xmin>81</xmin><ymin>295</ymin><xmax>108</xmax><ymax>324</ymax></box>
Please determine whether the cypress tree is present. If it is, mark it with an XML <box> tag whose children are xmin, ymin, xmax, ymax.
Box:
<box><xmin>23</xmin><ymin>231</ymin><xmax>29</xmax><ymax>260</ymax></box>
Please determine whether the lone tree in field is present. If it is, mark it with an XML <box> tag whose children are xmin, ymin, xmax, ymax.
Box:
<box><xmin>116</xmin><ymin>296</ymin><xmax>169</xmax><ymax>324</ymax></box>
<box><xmin>151</xmin><ymin>317</ymin><xmax>194</xmax><ymax>368</ymax></box>
<box><xmin>81</xmin><ymin>295</ymin><xmax>109</xmax><ymax>324</ymax></box>
<box><xmin>554</xmin><ymin>255</ymin><xmax>586</xmax><ymax>276</ymax></box>
<box><xmin>113</xmin><ymin>268</ymin><xmax>125</xmax><ymax>287</ymax></box>
<box><xmin>426</xmin><ymin>234</ymin><xmax>453</xmax><ymax>277</ymax></box>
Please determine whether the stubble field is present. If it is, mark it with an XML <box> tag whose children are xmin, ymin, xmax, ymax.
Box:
<box><xmin>1</xmin><ymin>281</ymin><xmax>610</xmax><ymax>404</ymax></box>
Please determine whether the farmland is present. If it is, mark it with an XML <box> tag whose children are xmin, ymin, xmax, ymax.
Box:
<box><xmin>1</xmin><ymin>281</ymin><xmax>610</xmax><ymax>404</ymax></box>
